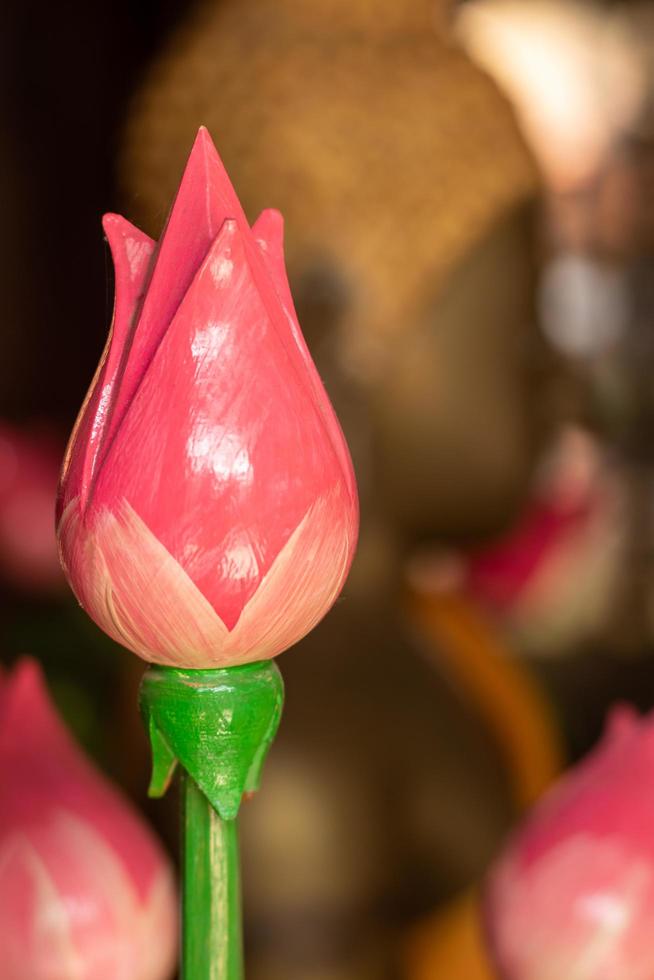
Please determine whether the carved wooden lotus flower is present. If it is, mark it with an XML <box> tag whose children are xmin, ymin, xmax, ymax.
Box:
<box><xmin>485</xmin><ymin>705</ymin><xmax>654</xmax><ymax>980</ymax></box>
<box><xmin>0</xmin><ymin>659</ymin><xmax>177</xmax><ymax>980</ymax></box>
<box><xmin>57</xmin><ymin>128</ymin><xmax>358</xmax><ymax>668</ymax></box>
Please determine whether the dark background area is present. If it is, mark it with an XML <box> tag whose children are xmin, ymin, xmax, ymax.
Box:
<box><xmin>0</xmin><ymin>1</ymin><xmax>188</xmax><ymax>422</ymax></box>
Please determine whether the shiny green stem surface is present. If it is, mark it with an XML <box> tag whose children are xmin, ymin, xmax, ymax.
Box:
<box><xmin>182</xmin><ymin>773</ymin><xmax>243</xmax><ymax>979</ymax></box>
<box><xmin>140</xmin><ymin>661</ymin><xmax>284</xmax><ymax>980</ymax></box>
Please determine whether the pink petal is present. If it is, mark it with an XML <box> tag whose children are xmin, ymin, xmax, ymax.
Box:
<box><xmin>221</xmin><ymin>482</ymin><xmax>355</xmax><ymax>661</ymax></box>
<box><xmin>0</xmin><ymin>837</ymin><xmax>81</xmax><ymax>980</ymax></box>
<box><xmin>0</xmin><ymin>660</ymin><xmax>166</xmax><ymax>902</ymax></box>
<box><xmin>89</xmin><ymin>218</ymin><xmax>353</xmax><ymax>629</ymax></box>
<box><xmin>98</xmin><ymin>128</ymin><xmax>254</xmax><ymax>465</ymax></box>
<box><xmin>60</xmin><ymin>482</ymin><xmax>354</xmax><ymax>667</ymax></box>
<box><xmin>486</xmin><ymin>707</ymin><xmax>654</xmax><ymax>980</ymax></box>
<box><xmin>0</xmin><ymin>819</ymin><xmax>176</xmax><ymax>980</ymax></box>
<box><xmin>253</xmin><ymin>209</ymin><xmax>357</xmax><ymax>501</ymax></box>
<box><xmin>58</xmin><ymin>218</ymin><xmax>155</xmax><ymax>514</ymax></box>
<box><xmin>488</xmin><ymin>837</ymin><xmax>654</xmax><ymax>980</ymax></box>
<box><xmin>0</xmin><ymin>659</ymin><xmax>178</xmax><ymax>979</ymax></box>
<box><xmin>59</xmin><ymin>497</ymin><xmax>228</xmax><ymax>667</ymax></box>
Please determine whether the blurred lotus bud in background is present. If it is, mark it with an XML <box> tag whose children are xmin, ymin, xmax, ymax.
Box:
<box><xmin>406</xmin><ymin>427</ymin><xmax>627</xmax><ymax>658</ymax></box>
<box><xmin>485</xmin><ymin>703</ymin><xmax>654</xmax><ymax>980</ymax></box>
<box><xmin>0</xmin><ymin>658</ymin><xmax>177</xmax><ymax>980</ymax></box>
<box><xmin>0</xmin><ymin>422</ymin><xmax>64</xmax><ymax>594</ymax></box>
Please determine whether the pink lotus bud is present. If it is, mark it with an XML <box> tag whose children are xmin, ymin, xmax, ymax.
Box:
<box><xmin>485</xmin><ymin>704</ymin><xmax>654</xmax><ymax>979</ymax></box>
<box><xmin>57</xmin><ymin>127</ymin><xmax>358</xmax><ymax>668</ymax></box>
<box><xmin>0</xmin><ymin>658</ymin><xmax>177</xmax><ymax>980</ymax></box>
<box><xmin>465</xmin><ymin>431</ymin><xmax>621</xmax><ymax>615</ymax></box>
<box><xmin>0</xmin><ymin>422</ymin><xmax>64</xmax><ymax>593</ymax></box>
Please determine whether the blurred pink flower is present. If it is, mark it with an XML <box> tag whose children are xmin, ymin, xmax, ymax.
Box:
<box><xmin>405</xmin><ymin>429</ymin><xmax>625</xmax><ymax>657</ymax></box>
<box><xmin>57</xmin><ymin>127</ymin><xmax>358</xmax><ymax>668</ymax></box>
<box><xmin>466</xmin><ymin>430</ymin><xmax>625</xmax><ymax>655</ymax></box>
<box><xmin>485</xmin><ymin>704</ymin><xmax>654</xmax><ymax>980</ymax></box>
<box><xmin>0</xmin><ymin>422</ymin><xmax>64</xmax><ymax>592</ymax></box>
<box><xmin>0</xmin><ymin>658</ymin><xmax>177</xmax><ymax>980</ymax></box>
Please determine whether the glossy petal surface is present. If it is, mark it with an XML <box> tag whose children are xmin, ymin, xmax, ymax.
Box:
<box><xmin>59</xmin><ymin>217</ymin><xmax>155</xmax><ymax>514</ymax></box>
<box><xmin>58</xmin><ymin>128</ymin><xmax>358</xmax><ymax>667</ymax></box>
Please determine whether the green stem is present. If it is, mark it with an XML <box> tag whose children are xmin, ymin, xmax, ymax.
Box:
<box><xmin>140</xmin><ymin>661</ymin><xmax>284</xmax><ymax>980</ymax></box>
<box><xmin>182</xmin><ymin>774</ymin><xmax>243</xmax><ymax>980</ymax></box>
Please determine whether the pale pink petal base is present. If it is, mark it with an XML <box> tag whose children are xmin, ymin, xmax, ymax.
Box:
<box><xmin>0</xmin><ymin>814</ymin><xmax>176</xmax><ymax>980</ymax></box>
<box><xmin>488</xmin><ymin>835</ymin><xmax>654</xmax><ymax>980</ymax></box>
<box><xmin>59</xmin><ymin>491</ymin><xmax>354</xmax><ymax>667</ymax></box>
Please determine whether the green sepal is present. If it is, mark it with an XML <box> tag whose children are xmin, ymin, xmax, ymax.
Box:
<box><xmin>140</xmin><ymin>660</ymin><xmax>284</xmax><ymax>821</ymax></box>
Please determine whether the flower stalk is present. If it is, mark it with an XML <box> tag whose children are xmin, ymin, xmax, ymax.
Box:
<box><xmin>140</xmin><ymin>661</ymin><xmax>284</xmax><ymax>979</ymax></box>
<box><xmin>182</xmin><ymin>776</ymin><xmax>242</xmax><ymax>979</ymax></box>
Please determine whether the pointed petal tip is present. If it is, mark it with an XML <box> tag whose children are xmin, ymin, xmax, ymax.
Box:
<box><xmin>190</xmin><ymin>125</ymin><xmax>220</xmax><ymax>167</ymax></box>
<box><xmin>0</xmin><ymin>657</ymin><xmax>49</xmax><ymax>731</ymax></box>
<box><xmin>6</xmin><ymin>656</ymin><xmax>44</xmax><ymax>693</ymax></box>
<box><xmin>102</xmin><ymin>212</ymin><xmax>148</xmax><ymax>243</ymax></box>
<box><xmin>256</xmin><ymin>207</ymin><xmax>284</xmax><ymax>229</ymax></box>
<box><xmin>254</xmin><ymin>208</ymin><xmax>285</xmax><ymax>247</ymax></box>
<box><xmin>606</xmin><ymin>702</ymin><xmax>640</xmax><ymax>740</ymax></box>
<box><xmin>196</xmin><ymin>124</ymin><xmax>215</xmax><ymax>147</ymax></box>
<box><xmin>102</xmin><ymin>212</ymin><xmax>127</xmax><ymax>236</ymax></box>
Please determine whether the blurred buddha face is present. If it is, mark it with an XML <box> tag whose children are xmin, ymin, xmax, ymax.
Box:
<box><xmin>122</xmin><ymin>0</ymin><xmax>543</xmax><ymax>546</ymax></box>
<box><xmin>369</xmin><ymin>201</ymin><xmax>543</xmax><ymax>542</ymax></box>
<box><xmin>288</xmin><ymin>200</ymin><xmax>543</xmax><ymax>545</ymax></box>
